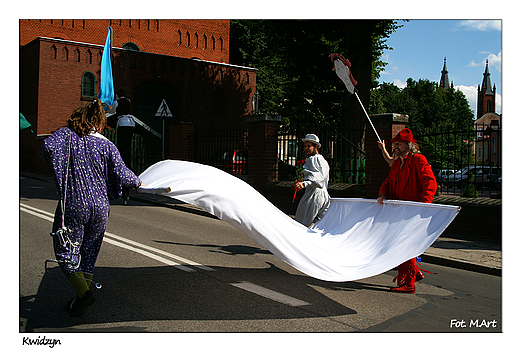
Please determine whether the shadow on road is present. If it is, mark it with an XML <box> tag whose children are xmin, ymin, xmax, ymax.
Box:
<box><xmin>20</xmin><ymin>261</ymin><xmax>375</xmax><ymax>332</ymax></box>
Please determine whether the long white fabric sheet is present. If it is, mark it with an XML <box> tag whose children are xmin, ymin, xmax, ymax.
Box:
<box><xmin>139</xmin><ymin>160</ymin><xmax>460</xmax><ymax>282</ymax></box>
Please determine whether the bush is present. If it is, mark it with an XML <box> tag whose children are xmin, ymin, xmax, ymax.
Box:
<box><xmin>461</xmin><ymin>172</ymin><xmax>478</xmax><ymax>198</ymax></box>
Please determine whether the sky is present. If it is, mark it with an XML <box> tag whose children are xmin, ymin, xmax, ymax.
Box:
<box><xmin>377</xmin><ymin>19</ymin><xmax>502</xmax><ymax>118</ymax></box>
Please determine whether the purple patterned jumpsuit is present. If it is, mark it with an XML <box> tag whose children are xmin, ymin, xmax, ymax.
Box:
<box><xmin>41</xmin><ymin>127</ymin><xmax>141</xmax><ymax>277</ymax></box>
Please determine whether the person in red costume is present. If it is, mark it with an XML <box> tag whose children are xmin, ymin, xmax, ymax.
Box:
<box><xmin>377</xmin><ymin>128</ymin><xmax>437</xmax><ymax>293</ymax></box>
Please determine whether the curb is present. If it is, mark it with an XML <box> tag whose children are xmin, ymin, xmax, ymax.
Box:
<box><xmin>421</xmin><ymin>254</ymin><xmax>501</xmax><ymax>277</ymax></box>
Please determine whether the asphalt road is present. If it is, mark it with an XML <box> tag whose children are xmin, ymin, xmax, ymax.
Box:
<box><xmin>19</xmin><ymin>175</ymin><xmax>501</xmax><ymax>337</ymax></box>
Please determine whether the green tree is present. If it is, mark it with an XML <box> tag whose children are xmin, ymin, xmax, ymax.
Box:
<box><xmin>230</xmin><ymin>19</ymin><xmax>403</xmax><ymax>127</ymax></box>
<box><xmin>371</xmin><ymin>78</ymin><xmax>475</xmax><ymax>170</ymax></box>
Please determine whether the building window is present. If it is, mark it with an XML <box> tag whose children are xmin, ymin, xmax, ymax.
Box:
<box><xmin>51</xmin><ymin>44</ymin><xmax>57</xmax><ymax>59</ymax></box>
<box><xmin>81</xmin><ymin>71</ymin><xmax>95</xmax><ymax>99</ymax></box>
<box><xmin>122</xmin><ymin>42</ymin><xmax>140</xmax><ymax>51</ymax></box>
<box><xmin>487</xmin><ymin>100</ymin><xmax>492</xmax><ymax>112</ymax></box>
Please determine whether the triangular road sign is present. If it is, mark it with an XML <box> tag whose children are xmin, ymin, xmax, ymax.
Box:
<box><xmin>155</xmin><ymin>99</ymin><xmax>173</xmax><ymax>118</ymax></box>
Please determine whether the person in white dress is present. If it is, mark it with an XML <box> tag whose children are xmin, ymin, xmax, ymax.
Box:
<box><xmin>291</xmin><ymin>134</ymin><xmax>330</xmax><ymax>227</ymax></box>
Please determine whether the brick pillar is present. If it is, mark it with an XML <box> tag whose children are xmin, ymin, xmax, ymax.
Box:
<box><xmin>365</xmin><ymin>113</ymin><xmax>408</xmax><ymax>198</ymax></box>
<box><xmin>246</xmin><ymin>114</ymin><xmax>282</xmax><ymax>191</ymax></box>
<box><xmin>168</xmin><ymin>121</ymin><xmax>194</xmax><ymax>160</ymax></box>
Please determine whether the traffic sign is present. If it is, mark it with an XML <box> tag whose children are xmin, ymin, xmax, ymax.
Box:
<box><xmin>155</xmin><ymin>99</ymin><xmax>173</xmax><ymax>118</ymax></box>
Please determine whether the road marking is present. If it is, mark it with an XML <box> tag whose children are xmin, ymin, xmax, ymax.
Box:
<box><xmin>21</xmin><ymin>204</ymin><xmax>311</xmax><ymax>308</ymax></box>
<box><xmin>20</xmin><ymin>203</ymin><xmax>55</xmax><ymax>222</ymax></box>
<box><xmin>104</xmin><ymin>233</ymin><xmax>215</xmax><ymax>271</ymax></box>
<box><xmin>231</xmin><ymin>281</ymin><xmax>310</xmax><ymax>307</ymax></box>
<box><xmin>20</xmin><ymin>203</ymin><xmax>211</xmax><ymax>272</ymax></box>
<box><xmin>102</xmin><ymin>237</ymin><xmax>195</xmax><ymax>272</ymax></box>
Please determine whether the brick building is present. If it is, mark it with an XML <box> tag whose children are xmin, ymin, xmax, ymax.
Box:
<box><xmin>19</xmin><ymin>19</ymin><xmax>257</xmax><ymax>173</ymax></box>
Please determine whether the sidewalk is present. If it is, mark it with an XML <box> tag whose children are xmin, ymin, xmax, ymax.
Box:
<box><xmin>129</xmin><ymin>192</ymin><xmax>502</xmax><ymax>277</ymax></box>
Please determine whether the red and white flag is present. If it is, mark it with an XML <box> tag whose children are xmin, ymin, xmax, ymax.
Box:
<box><xmin>329</xmin><ymin>53</ymin><xmax>357</xmax><ymax>94</ymax></box>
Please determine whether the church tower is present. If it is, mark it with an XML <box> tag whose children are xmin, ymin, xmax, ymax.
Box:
<box><xmin>477</xmin><ymin>60</ymin><xmax>496</xmax><ymax>118</ymax></box>
<box><xmin>439</xmin><ymin>57</ymin><xmax>452</xmax><ymax>89</ymax></box>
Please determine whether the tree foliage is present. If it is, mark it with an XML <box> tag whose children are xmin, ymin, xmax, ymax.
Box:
<box><xmin>230</xmin><ymin>19</ymin><xmax>402</xmax><ymax>128</ymax></box>
<box><xmin>371</xmin><ymin>79</ymin><xmax>476</xmax><ymax>170</ymax></box>
<box><xmin>371</xmin><ymin>79</ymin><xmax>474</xmax><ymax>136</ymax></box>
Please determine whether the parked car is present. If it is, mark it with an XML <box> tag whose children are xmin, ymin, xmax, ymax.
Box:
<box><xmin>435</xmin><ymin>169</ymin><xmax>455</xmax><ymax>184</ymax></box>
<box><xmin>209</xmin><ymin>149</ymin><xmax>248</xmax><ymax>177</ymax></box>
<box><xmin>474</xmin><ymin>166</ymin><xmax>501</xmax><ymax>189</ymax></box>
<box><xmin>450</xmin><ymin>166</ymin><xmax>501</xmax><ymax>189</ymax></box>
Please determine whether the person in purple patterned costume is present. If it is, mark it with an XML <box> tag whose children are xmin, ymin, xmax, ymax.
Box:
<box><xmin>41</xmin><ymin>99</ymin><xmax>143</xmax><ymax>317</ymax></box>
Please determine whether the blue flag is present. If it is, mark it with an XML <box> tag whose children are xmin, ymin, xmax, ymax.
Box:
<box><xmin>98</xmin><ymin>27</ymin><xmax>114</xmax><ymax>108</ymax></box>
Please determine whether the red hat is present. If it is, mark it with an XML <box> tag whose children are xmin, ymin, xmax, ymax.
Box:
<box><xmin>391</xmin><ymin>128</ymin><xmax>416</xmax><ymax>143</ymax></box>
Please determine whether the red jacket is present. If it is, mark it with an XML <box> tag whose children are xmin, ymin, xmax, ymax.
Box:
<box><xmin>379</xmin><ymin>153</ymin><xmax>437</xmax><ymax>203</ymax></box>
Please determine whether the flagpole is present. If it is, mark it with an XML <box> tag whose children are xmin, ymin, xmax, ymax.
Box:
<box><xmin>355</xmin><ymin>91</ymin><xmax>381</xmax><ymax>143</ymax></box>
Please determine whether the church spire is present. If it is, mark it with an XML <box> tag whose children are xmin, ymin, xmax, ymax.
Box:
<box><xmin>439</xmin><ymin>57</ymin><xmax>450</xmax><ymax>89</ymax></box>
<box><xmin>481</xmin><ymin>59</ymin><xmax>493</xmax><ymax>94</ymax></box>
<box><xmin>477</xmin><ymin>59</ymin><xmax>496</xmax><ymax>118</ymax></box>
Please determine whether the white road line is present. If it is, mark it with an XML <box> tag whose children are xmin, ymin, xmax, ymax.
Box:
<box><xmin>102</xmin><ymin>237</ymin><xmax>195</xmax><ymax>272</ymax></box>
<box><xmin>104</xmin><ymin>232</ymin><xmax>215</xmax><ymax>271</ymax></box>
<box><xmin>231</xmin><ymin>281</ymin><xmax>310</xmax><ymax>307</ymax></box>
<box><xmin>20</xmin><ymin>203</ymin><xmax>55</xmax><ymax>222</ymax></box>
<box><xmin>21</xmin><ymin>204</ymin><xmax>310</xmax><ymax>308</ymax></box>
<box><xmin>20</xmin><ymin>203</ymin><xmax>210</xmax><ymax>272</ymax></box>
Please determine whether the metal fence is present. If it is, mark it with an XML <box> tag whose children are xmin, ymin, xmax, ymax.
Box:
<box><xmin>104</xmin><ymin>118</ymin><xmax>501</xmax><ymax>198</ymax></box>
<box><xmin>188</xmin><ymin>125</ymin><xmax>249</xmax><ymax>177</ymax></box>
<box><xmin>103</xmin><ymin>128</ymin><xmax>162</xmax><ymax>175</ymax></box>
<box><xmin>277</xmin><ymin>121</ymin><xmax>366</xmax><ymax>183</ymax></box>
<box><xmin>417</xmin><ymin>121</ymin><xmax>502</xmax><ymax>197</ymax></box>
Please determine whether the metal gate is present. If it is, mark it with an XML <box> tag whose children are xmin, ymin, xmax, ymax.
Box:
<box><xmin>189</xmin><ymin>125</ymin><xmax>249</xmax><ymax>178</ymax></box>
<box><xmin>277</xmin><ymin>121</ymin><xmax>366</xmax><ymax>183</ymax></box>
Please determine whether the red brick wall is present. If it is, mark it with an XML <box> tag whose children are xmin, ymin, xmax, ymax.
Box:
<box><xmin>19</xmin><ymin>34</ymin><xmax>257</xmax><ymax>173</ymax></box>
<box><xmin>20</xmin><ymin>19</ymin><xmax>230</xmax><ymax>63</ymax></box>
<box><xmin>35</xmin><ymin>40</ymin><xmax>103</xmax><ymax>135</ymax></box>
<box><xmin>169</xmin><ymin>122</ymin><xmax>194</xmax><ymax>161</ymax></box>
<box><xmin>246</xmin><ymin>115</ymin><xmax>282</xmax><ymax>190</ymax></box>
<box><xmin>20</xmin><ymin>37</ymin><xmax>257</xmax><ymax>137</ymax></box>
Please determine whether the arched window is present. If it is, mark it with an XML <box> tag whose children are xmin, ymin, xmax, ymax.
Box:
<box><xmin>74</xmin><ymin>48</ymin><xmax>80</xmax><ymax>62</ymax></box>
<box><xmin>122</xmin><ymin>42</ymin><xmax>140</xmax><ymax>51</ymax></box>
<box><xmin>50</xmin><ymin>44</ymin><xmax>57</xmax><ymax>59</ymax></box>
<box><xmin>81</xmin><ymin>71</ymin><xmax>95</xmax><ymax>99</ymax></box>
